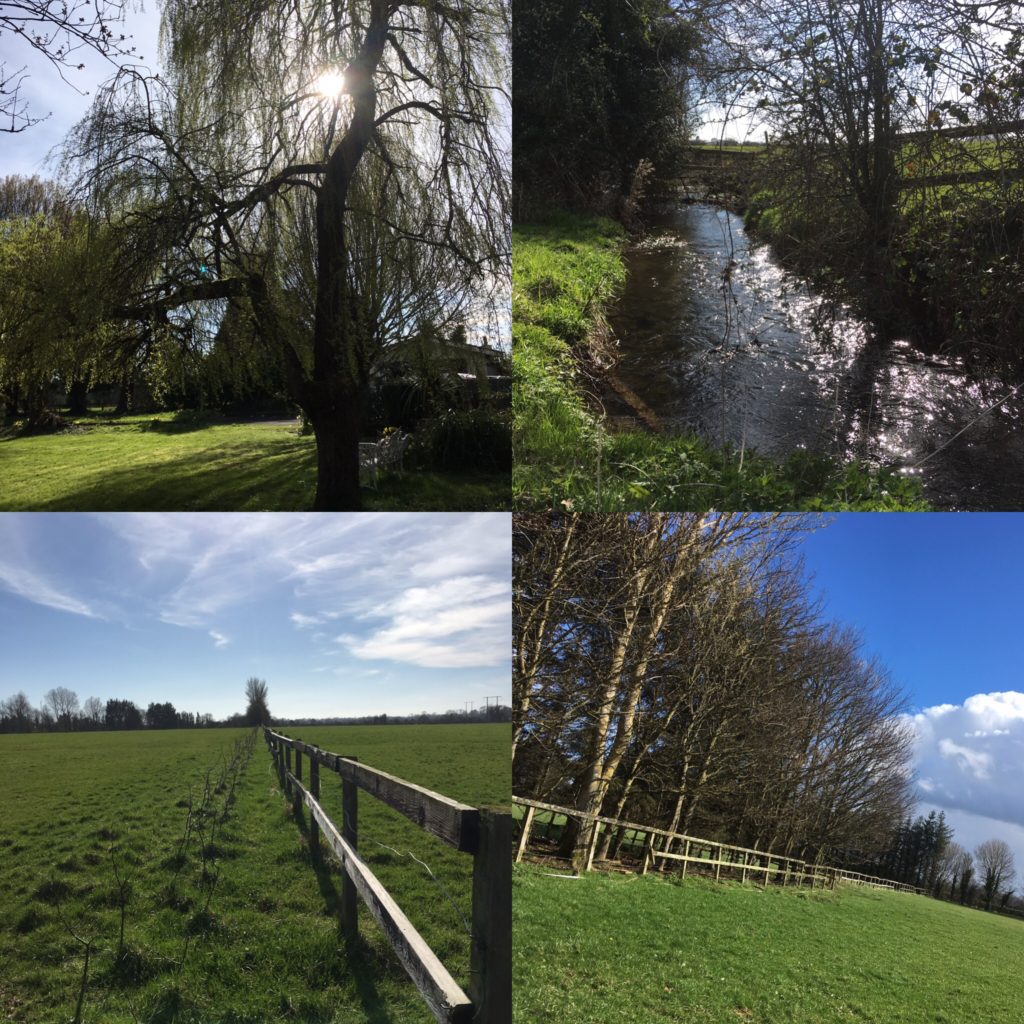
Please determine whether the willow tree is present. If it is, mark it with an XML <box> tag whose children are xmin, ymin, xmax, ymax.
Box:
<box><xmin>69</xmin><ymin>0</ymin><xmax>509</xmax><ymax>508</ymax></box>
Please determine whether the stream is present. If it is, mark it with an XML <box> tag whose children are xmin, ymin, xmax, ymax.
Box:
<box><xmin>608</xmin><ymin>202</ymin><xmax>1024</xmax><ymax>510</ymax></box>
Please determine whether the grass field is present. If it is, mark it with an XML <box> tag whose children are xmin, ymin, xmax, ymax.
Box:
<box><xmin>513</xmin><ymin>863</ymin><xmax>1024</xmax><ymax>1023</ymax></box>
<box><xmin>0</xmin><ymin>723</ymin><xmax>510</xmax><ymax>1023</ymax></box>
<box><xmin>0</xmin><ymin>412</ymin><xmax>509</xmax><ymax>511</ymax></box>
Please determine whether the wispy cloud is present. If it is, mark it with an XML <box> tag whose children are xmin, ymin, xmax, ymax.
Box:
<box><xmin>86</xmin><ymin>512</ymin><xmax>511</xmax><ymax>671</ymax></box>
<box><xmin>339</xmin><ymin>575</ymin><xmax>509</xmax><ymax>668</ymax></box>
<box><xmin>0</xmin><ymin>560</ymin><xmax>100</xmax><ymax>619</ymax></box>
<box><xmin>209</xmin><ymin>630</ymin><xmax>230</xmax><ymax>648</ymax></box>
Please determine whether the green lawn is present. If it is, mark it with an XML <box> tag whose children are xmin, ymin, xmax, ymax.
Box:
<box><xmin>0</xmin><ymin>724</ymin><xmax>510</xmax><ymax>1023</ymax></box>
<box><xmin>514</xmin><ymin>864</ymin><xmax>1024</xmax><ymax>1023</ymax></box>
<box><xmin>0</xmin><ymin>412</ymin><xmax>509</xmax><ymax>511</ymax></box>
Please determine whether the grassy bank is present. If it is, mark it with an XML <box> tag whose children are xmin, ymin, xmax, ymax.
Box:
<box><xmin>0</xmin><ymin>724</ymin><xmax>509</xmax><ymax>1023</ymax></box>
<box><xmin>513</xmin><ymin>213</ymin><xmax>928</xmax><ymax>510</ymax></box>
<box><xmin>0</xmin><ymin>411</ymin><xmax>508</xmax><ymax>511</ymax></box>
<box><xmin>514</xmin><ymin>864</ymin><xmax>1024</xmax><ymax>1023</ymax></box>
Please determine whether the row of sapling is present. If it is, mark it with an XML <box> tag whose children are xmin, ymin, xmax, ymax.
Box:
<box><xmin>48</xmin><ymin>729</ymin><xmax>257</xmax><ymax>1021</ymax></box>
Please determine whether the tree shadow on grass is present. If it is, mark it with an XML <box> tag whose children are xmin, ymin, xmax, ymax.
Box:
<box><xmin>23</xmin><ymin>439</ymin><xmax>316</xmax><ymax>511</ymax></box>
<box><xmin>6</xmin><ymin>429</ymin><xmax>510</xmax><ymax>511</ymax></box>
<box><xmin>366</xmin><ymin>469</ymin><xmax>511</xmax><ymax>511</ymax></box>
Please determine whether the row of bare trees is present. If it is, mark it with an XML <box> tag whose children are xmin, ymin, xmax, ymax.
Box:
<box><xmin>872</xmin><ymin>811</ymin><xmax>1019</xmax><ymax>913</ymax></box>
<box><xmin>924</xmin><ymin>836</ymin><xmax>1018</xmax><ymax>913</ymax></box>
<box><xmin>513</xmin><ymin>513</ymin><xmax>917</xmax><ymax>872</ymax></box>
<box><xmin>0</xmin><ymin>684</ymin><xmax>260</xmax><ymax>733</ymax></box>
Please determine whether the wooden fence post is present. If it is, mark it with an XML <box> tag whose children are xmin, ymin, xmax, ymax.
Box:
<box><xmin>470</xmin><ymin>808</ymin><xmax>511</xmax><ymax>1024</ymax></box>
<box><xmin>514</xmin><ymin>805</ymin><xmax>535</xmax><ymax>864</ymax></box>
<box><xmin>309</xmin><ymin>753</ymin><xmax>320</xmax><ymax>860</ymax></box>
<box><xmin>294</xmin><ymin>746</ymin><xmax>303</xmax><ymax>817</ymax></box>
<box><xmin>585</xmin><ymin>817</ymin><xmax>601</xmax><ymax>872</ymax></box>
<box><xmin>640</xmin><ymin>833</ymin><xmax>652</xmax><ymax>875</ymax></box>
<box><xmin>284</xmin><ymin>743</ymin><xmax>292</xmax><ymax>794</ymax></box>
<box><xmin>341</xmin><ymin>761</ymin><xmax>358</xmax><ymax>938</ymax></box>
<box><xmin>681</xmin><ymin>839</ymin><xmax>689</xmax><ymax>880</ymax></box>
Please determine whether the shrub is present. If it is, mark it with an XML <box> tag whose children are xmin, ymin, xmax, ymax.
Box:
<box><xmin>417</xmin><ymin>408</ymin><xmax>511</xmax><ymax>472</ymax></box>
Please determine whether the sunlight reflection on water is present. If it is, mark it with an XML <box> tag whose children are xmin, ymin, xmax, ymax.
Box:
<box><xmin>608</xmin><ymin>203</ymin><xmax>1024</xmax><ymax>509</ymax></box>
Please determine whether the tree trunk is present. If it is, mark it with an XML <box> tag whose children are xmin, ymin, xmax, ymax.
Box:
<box><xmin>23</xmin><ymin>382</ymin><xmax>49</xmax><ymax>431</ymax></box>
<box><xmin>307</xmin><ymin>1</ymin><xmax>388</xmax><ymax>512</ymax></box>
<box><xmin>114</xmin><ymin>373</ymin><xmax>131</xmax><ymax>415</ymax></box>
<box><xmin>2</xmin><ymin>381</ymin><xmax>18</xmax><ymax>424</ymax></box>
<box><xmin>307</xmin><ymin>394</ymin><xmax>365</xmax><ymax>511</ymax></box>
<box><xmin>513</xmin><ymin>516</ymin><xmax>578</xmax><ymax>762</ymax></box>
<box><xmin>67</xmin><ymin>377</ymin><xmax>89</xmax><ymax>416</ymax></box>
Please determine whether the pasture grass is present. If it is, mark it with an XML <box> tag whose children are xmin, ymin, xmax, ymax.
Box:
<box><xmin>0</xmin><ymin>724</ymin><xmax>510</xmax><ymax>1023</ymax></box>
<box><xmin>513</xmin><ymin>863</ymin><xmax>1024</xmax><ymax>1023</ymax></box>
<box><xmin>0</xmin><ymin>412</ymin><xmax>508</xmax><ymax>511</ymax></box>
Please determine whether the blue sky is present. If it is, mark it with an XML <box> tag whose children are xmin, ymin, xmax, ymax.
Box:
<box><xmin>1</xmin><ymin>3</ymin><xmax>163</xmax><ymax>177</ymax></box>
<box><xmin>797</xmin><ymin>513</ymin><xmax>1024</xmax><ymax>712</ymax></box>
<box><xmin>0</xmin><ymin>513</ymin><xmax>511</xmax><ymax>719</ymax></box>
<box><xmin>796</xmin><ymin>513</ymin><xmax>1024</xmax><ymax>869</ymax></box>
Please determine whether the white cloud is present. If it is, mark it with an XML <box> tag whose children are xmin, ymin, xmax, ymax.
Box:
<box><xmin>94</xmin><ymin>513</ymin><xmax>510</xmax><ymax>669</ymax></box>
<box><xmin>339</xmin><ymin>575</ymin><xmax>510</xmax><ymax>669</ymax></box>
<box><xmin>209</xmin><ymin>630</ymin><xmax>230</xmax><ymax>648</ymax></box>
<box><xmin>908</xmin><ymin>690</ymin><xmax>1024</xmax><ymax>827</ymax></box>
<box><xmin>936</xmin><ymin>739</ymin><xmax>992</xmax><ymax>781</ymax></box>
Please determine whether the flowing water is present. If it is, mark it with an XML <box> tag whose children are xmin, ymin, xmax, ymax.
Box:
<box><xmin>609</xmin><ymin>202</ymin><xmax>1024</xmax><ymax>510</ymax></box>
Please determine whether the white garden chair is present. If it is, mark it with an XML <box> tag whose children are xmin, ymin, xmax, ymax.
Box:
<box><xmin>359</xmin><ymin>431</ymin><xmax>411</xmax><ymax>488</ymax></box>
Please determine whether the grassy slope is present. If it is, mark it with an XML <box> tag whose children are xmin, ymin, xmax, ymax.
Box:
<box><xmin>0</xmin><ymin>724</ymin><xmax>509</xmax><ymax>1023</ymax></box>
<box><xmin>513</xmin><ymin>214</ymin><xmax>928</xmax><ymax>511</ymax></box>
<box><xmin>0</xmin><ymin>413</ymin><xmax>509</xmax><ymax>511</ymax></box>
<box><xmin>513</xmin><ymin>864</ymin><xmax>1024</xmax><ymax>1024</ymax></box>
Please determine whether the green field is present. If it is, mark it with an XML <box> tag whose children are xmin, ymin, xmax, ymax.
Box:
<box><xmin>0</xmin><ymin>724</ymin><xmax>510</xmax><ymax>1023</ymax></box>
<box><xmin>513</xmin><ymin>863</ymin><xmax>1024</xmax><ymax>1023</ymax></box>
<box><xmin>0</xmin><ymin>412</ymin><xmax>509</xmax><ymax>511</ymax></box>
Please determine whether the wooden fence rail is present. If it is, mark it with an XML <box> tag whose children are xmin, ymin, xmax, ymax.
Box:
<box><xmin>265</xmin><ymin>728</ymin><xmax>510</xmax><ymax>1024</ymax></box>
<box><xmin>513</xmin><ymin>796</ymin><xmax>925</xmax><ymax>896</ymax></box>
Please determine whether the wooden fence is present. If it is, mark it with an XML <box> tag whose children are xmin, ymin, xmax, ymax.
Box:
<box><xmin>513</xmin><ymin>796</ymin><xmax>924</xmax><ymax>896</ymax></box>
<box><xmin>265</xmin><ymin>728</ymin><xmax>510</xmax><ymax>1024</ymax></box>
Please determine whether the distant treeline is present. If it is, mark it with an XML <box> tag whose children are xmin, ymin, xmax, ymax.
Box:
<box><xmin>0</xmin><ymin>687</ymin><xmax>511</xmax><ymax>734</ymax></box>
<box><xmin>0</xmin><ymin>687</ymin><xmax>240</xmax><ymax>733</ymax></box>
<box><xmin>275</xmin><ymin>706</ymin><xmax>512</xmax><ymax>728</ymax></box>
<box><xmin>860</xmin><ymin>811</ymin><xmax>1021</xmax><ymax>915</ymax></box>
